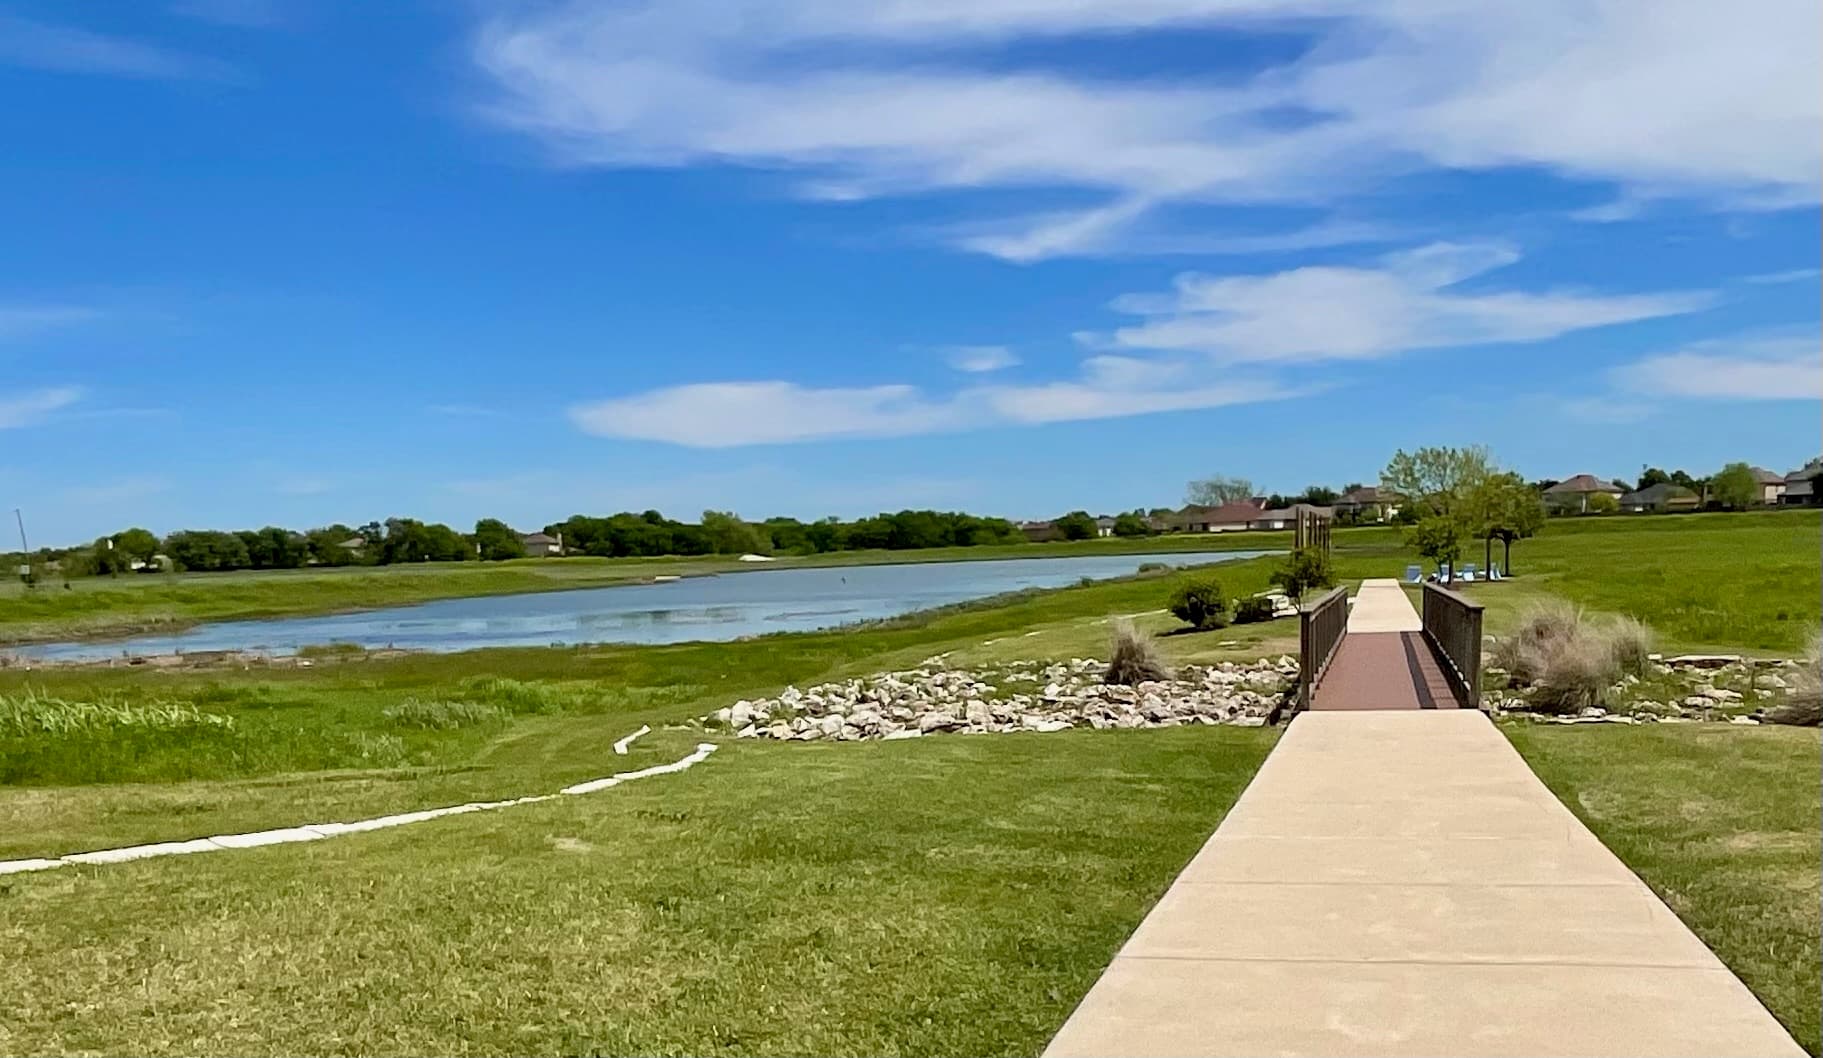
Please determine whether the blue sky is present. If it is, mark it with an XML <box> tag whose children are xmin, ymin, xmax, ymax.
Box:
<box><xmin>2</xmin><ymin>0</ymin><xmax>1818</xmax><ymax>546</ymax></box>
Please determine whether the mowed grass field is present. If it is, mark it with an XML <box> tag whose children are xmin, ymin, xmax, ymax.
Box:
<box><xmin>0</xmin><ymin>527</ymin><xmax>1349</xmax><ymax>646</ymax></box>
<box><xmin>0</xmin><ymin>511</ymin><xmax>1818</xmax><ymax>1054</ymax></box>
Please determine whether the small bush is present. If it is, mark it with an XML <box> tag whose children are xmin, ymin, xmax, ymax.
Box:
<box><xmin>1136</xmin><ymin>562</ymin><xmax>1171</xmax><ymax>575</ymax></box>
<box><xmin>1531</xmin><ymin>635</ymin><xmax>1620</xmax><ymax>713</ymax></box>
<box><xmin>1606</xmin><ymin>616</ymin><xmax>1655</xmax><ymax>676</ymax></box>
<box><xmin>0</xmin><ymin>690</ymin><xmax>234</xmax><ymax>738</ymax></box>
<box><xmin>1768</xmin><ymin>636</ymin><xmax>1822</xmax><ymax>726</ymax></box>
<box><xmin>1270</xmin><ymin>547</ymin><xmax>1335</xmax><ymax>600</ymax></box>
<box><xmin>382</xmin><ymin>698</ymin><xmax>507</xmax><ymax>730</ymax></box>
<box><xmin>1233</xmin><ymin>595</ymin><xmax>1277</xmax><ymax>624</ymax></box>
<box><xmin>1492</xmin><ymin>601</ymin><xmax>1583</xmax><ymax>683</ymax></box>
<box><xmin>1105</xmin><ymin>621</ymin><xmax>1172</xmax><ymax>685</ymax></box>
<box><xmin>1168</xmin><ymin>577</ymin><xmax>1229</xmax><ymax>630</ymax></box>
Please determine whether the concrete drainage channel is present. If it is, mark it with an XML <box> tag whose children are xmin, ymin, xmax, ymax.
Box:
<box><xmin>0</xmin><ymin>728</ymin><xmax>712</xmax><ymax>877</ymax></box>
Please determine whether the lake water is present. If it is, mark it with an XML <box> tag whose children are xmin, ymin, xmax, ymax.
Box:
<box><xmin>11</xmin><ymin>551</ymin><xmax>1272</xmax><ymax>661</ymax></box>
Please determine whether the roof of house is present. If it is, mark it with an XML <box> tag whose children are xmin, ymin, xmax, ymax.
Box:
<box><xmin>1094</xmin><ymin>516</ymin><xmax>1118</xmax><ymax>527</ymax></box>
<box><xmin>1749</xmin><ymin>466</ymin><xmax>1786</xmax><ymax>484</ymax></box>
<box><xmin>1544</xmin><ymin>473</ymin><xmax>1624</xmax><ymax>495</ymax></box>
<box><xmin>520</xmin><ymin>532</ymin><xmax>559</xmax><ymax>545</ymax></box>
<box><xmin>1620</xmin><ymin>483</ymin><xmax>1698</xmax><ymax>505</ymax></box>
<box><xmin>1784</xmin><ymin>458</ymin><xmax>1822</xmax><ymax>483</ymax></box>
<box><xmin>1177</xmin><ymin>501</ymin><xmax>1262</xmax><ymax>525</ymax></box>
<box><xmin>1252</xmin><ymin>503</ymin><xmax>1336</xmax><ymax>519</ymax></box>
<box><xmin>1338</xmin><ymin>486</ymin><xmax>1380</xmax><ymax>504</ymax></box>
<box><xmin>338</xmin><ymin>536</ymin><xmax>366</xmax><ymax>549</ymax></box>
<box><xmin>1017</xmin><ymin>519</ymin><xmax>1054</xmax><ymax>529</ymax></box>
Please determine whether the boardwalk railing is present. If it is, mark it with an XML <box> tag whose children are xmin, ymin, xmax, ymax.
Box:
<box><xmin>1296</xmin><ymin>586</ymin><xmax>1349</xmax><ymax>713</ymax></box>
<box><xmin>1421</xmin><ymin>582</ymin><xmax>1485</xmax><ymax>709</ymax></box>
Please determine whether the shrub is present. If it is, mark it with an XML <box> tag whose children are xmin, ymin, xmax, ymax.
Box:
<box><xmin>1606</xmin><ymin>616</ymin><xmax>1655</xmax><ymax>676</ymax></box>
<box><xmin>0</xmin><ymin>691</ymin><xmax>235</xmax><ymax>738</ymax></box>
<box><xmin>382</xmin><ymin>698</ymin><xmax>507</xmax><ymax>730</ymax></box>
<box><xmin>1233</xmin><ymin>595</ymin><xmax>1277</xmax><ymax>624</ymax></box>
<box><xmin>1531</xmin><ymin>635</ymin><xmax>1620</xmax><ymax>713</ymax></box>
<box><xmin>1491</xmin><ymin>601</ymin><xmax>1582</xmax><ymax>683</ymax></box>
<box><xmin>1168</xmin><ymin>577</ymin><xmax>1229</xmax><ymax>630</ymax></box>
<box><xmin>1767</xmin><ymin>636</ymin><xmax>1822</xmax><ymax>726</ymax></box>
<box><xmin>1490</xmin><ymin>603</ymin><xmax>1662</xmax><ymax>714</ymax></box>
<box><xmin>1136</xmin><ymin>561</ymin><xmax>1170</xmax><ymax>575</ymax></box>
<box><xmin>1105</xmin><ymin>621</ymin><xmax>1172</xmax><ymax>685</ymax></box>
<box><xmin>456</xmin><ymin>677</ymin><xmax>577</xmax><ymax>714</ymax></box>
<box><xmin>1270</xmin><ymin>546</ymin><xmax>1335</xmax><ymax>600</ymax></box>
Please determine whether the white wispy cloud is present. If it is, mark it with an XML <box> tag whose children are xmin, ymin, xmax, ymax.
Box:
<box><xmin>0</xmin><ymin>15</ymin><xmax>231</xmax><ymax>80</ymax></box>
<box><xmin>569</xmin><ymin>358</ymin><xmax>1292</xmax><ymax>447</ymax></box>
<box><xmin>944</xmin><ymin>345</ymin><xmax>1020</xmax><ymax>373</ymax></box>
<box><xmin>1742</xmin><ymin>268</ymin><xmax>1821</xmax><ymax>285</ymax></box>
<box><xmin>0</xmin><ymin>387</ymin><xmax>83</xmax><ymax>429</ymax></box>
<box><xmin>1611</xmin><ymin>333</ymin><xmax>1822</xmax><ymax>400</ymax></box>
<box><xmin>0</xmin><ymin>303</ymin><xmax>98</xmax><ymax>341</ymax></box>
<box><xmin>472</xmin><ymin>0</ymin><xmax>1819</xmax><ymax>257</ymax></box>
<box><xmin>1085</xmin><ymin>243</ymin><xmax>1713</xmax><ymax>364</ymax></box>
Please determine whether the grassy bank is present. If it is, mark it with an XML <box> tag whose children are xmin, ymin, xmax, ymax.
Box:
<box><xmin>1506</xmin><ymin>723</ymin><xmax>1822</xmax><ymax>1052</ymax></box>
<box><xmin>0</xmin><ymin>727</ymin><xmax>1275</xmax><ymax>1056</ymax></box>
<box><xmin>0</xmin><ymin>529</ymin><xmax>1335</xmax><ymax>647</ymax></box>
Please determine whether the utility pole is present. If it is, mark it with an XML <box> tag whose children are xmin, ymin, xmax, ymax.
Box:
<box><xmin>13</xmin><ymin>507</ymin><xmax>31</xmax><ymax>586</ymax></box>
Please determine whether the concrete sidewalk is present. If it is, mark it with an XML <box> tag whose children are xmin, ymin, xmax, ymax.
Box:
<box><xmin>1347</xmin><ymin>577</ymin><xmax>1423</xmax><ymax>633</ymax></box>
<box><xmin>1043</xmin><ymin>711</ymin><xmax>1804</xmax><ymax>1057</ymax></box>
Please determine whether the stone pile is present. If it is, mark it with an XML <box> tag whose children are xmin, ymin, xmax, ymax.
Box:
<box><xmin>705</xmin><ymin>656</ymin><xmax>1297</xmax><ymax>742</ymax></box>
<box><xmin>1486</xmin><ymin>652</ymin><xmax>1810</xmax><ymax>725</ymax></box>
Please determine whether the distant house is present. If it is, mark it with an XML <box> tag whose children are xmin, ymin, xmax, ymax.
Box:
<box><xmin>338</xmin><ymin>535</ymin><xmax>368</xmax><ymax>556</ymax></box>
<box><xmin>1543</xmin><ymin>474</ymin><xmax>1625</xmax><ymax>514</ymax></box>
<box><xmin>1749</xmin><ymin>467</ymin><xmax>1787</xmax><ymax>505</ymax></box>
<box><xmin>1018</xmin><ymin>520</ymin><xmax>1062</xmax><ymax>543</ymax></box>
<box><xmin>1781</xmin><ymin>458</ymin><xmax>1822</xmax><ymax>506</ymax></box>
<box><xmin>1248</xmin><ymin>503</ymin><xmax>1334</xmax><ymax>531</ymax></box>
<box><xmin>1172</xmin><ymin>501</ymin><xmax>1262</xmax><ymax>533</ymax></box>
<box><xmin>519</xmin><ymin>532</ymin><xmax>563</xmax><ymax>557</ymax></box>
<box><xmin>1619</xmin><ymin>483</ymin><xmax>1700</xmax><ymax>514</ymax></box>
<box><xmin>1093</xmin><ymin>516</ymin><xmax>1118</xmax><ymax>538</ymax></box>
<box><xmin>1333</xmin><ymin>486</ymin><xmax>1395</xmax><ymax>522</ymax></box>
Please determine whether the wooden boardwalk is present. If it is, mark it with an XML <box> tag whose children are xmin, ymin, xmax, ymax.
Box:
<box><xmin>1310</xmin><ymin>579</ymin><xmax>1467</xmax><ymax>711</ymax></box>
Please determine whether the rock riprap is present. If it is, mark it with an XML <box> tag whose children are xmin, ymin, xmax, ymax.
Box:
<box><xmin>704</xmin><ymin>656</ymin><xmax>1297</xmax><ymax>741</ymax></box>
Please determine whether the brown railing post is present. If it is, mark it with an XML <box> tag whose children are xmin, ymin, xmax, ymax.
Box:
<box><xmin>1296</xmin><ymin>586</ymin><xmax>1349</xmax><ymax>714</ymax></box>
<box><xmin>1421</xmin><ymin>582</ymin><xmax>1485</xmax><ymax>708</ymax></box>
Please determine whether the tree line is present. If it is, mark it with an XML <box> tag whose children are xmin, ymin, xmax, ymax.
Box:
<box><xmin>10</xmin><ymin>509</ymin><xmax>1032</xmax><ymax>578</ymax></box>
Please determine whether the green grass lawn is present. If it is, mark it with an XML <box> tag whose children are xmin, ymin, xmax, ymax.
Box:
<box><xmin>0</xmin><ymin>528</ymin><xmax>1345</xmax><ymax>646</ymax></box>
<box><xmin>3</xmin><ymin>512</ymin><xmax>1819</xmax><ymax>1055</ymax></box>
<box><xmin>0</xmin><ymin>726</ymin><xmax>1275</xmax><ymax>1057</ymax></box>
<box><xmin>1505</xmin><ymin>723</ymin><xmax>1822</xmax><ymax>1053</ymax></box>
<box><xmin>1423</xmin><ymin>509</ymin><xmax>1821</xmax><ymax>653</ymax></box>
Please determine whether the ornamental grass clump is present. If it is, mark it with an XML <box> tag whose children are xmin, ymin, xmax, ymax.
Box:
<box><xmin>1105</xmin><ymin>621</ymin><xmax>1173</xmax><ymax>686</ymax></box>
<box><xmin>1492</xmin><ymin>603</ymin><xmax>1661</xmax><ymax>714</ymax></box>
<box><xmin>1765</xmin><ymin>633</ymin><xmax>1822</xmax><ymax>727</ymax></box>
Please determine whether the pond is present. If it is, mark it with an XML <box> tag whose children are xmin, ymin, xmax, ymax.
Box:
<box><xmin>11</xmin><ymin>551</ymin><xmax>1273</xmax><ymax>661</ymax></box>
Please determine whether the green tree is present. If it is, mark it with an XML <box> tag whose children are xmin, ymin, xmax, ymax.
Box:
<box><xmin>88</xmin><ymin>537</ymin><xmax>131</xmax><ymax>576</ymax></box>
<box><xmin>1408</xmin><ymin>516</ymin><xmax>1464</xmax><ymax>580</ymax></box>
<box><xmin>1465</xmin><ymin>471</ymin><xmax>1545</xmax><ymax>575</ymax></box>
<box><xmin>1112</xmin><ymin>511</ymin><xmax>1150</xmax><ymax>538</ymax></box>
<box><xmin>1381</xmin><ymin>445</ymin><xmax>1495</xmax><ymax>519</ymax></box>
<box><xmin>701</xmin><ymin>510</ymin><xmax>769</xmax><ymax>555</ymax></box>
<box><xmin>1270</xmin><ymin>546</ymin><xmax>1335</xmax><ymax>600</ymax></box>
<box><xmin>1636</xmin><ymin>467</ymin><xmax>1671</xmax><ymax>491</ymax></box>
<box><xmin>1168</xmin><ymin>576</ymin><xmax>1229</xmax><ymax>630</ymax></box>
<box><xmin>1586</xmin><ymin>491</ymin><xmax>1620</xmax><ymax>514</ymax></box>
<box><xmin>1296</xmin><ymin>485</ymin><xmax>1339</xmax><ymax>506</ymax></box>
<box><xmin>1054</xmin><ymin>511</ymin><xmax>1098</xmax><ymax>540</ymax></box>
<box><xmin>112</xmin><ymin>527</ymin><xmax>160</xmax><ymax>565</ymax></box>
<box><xmin>1711</xmin><ymin>462</ymin><xmax>1759</xmax><ymax>509</ymax></box>
<box><xmin>1186</xmin><ymin>475</ymin><xmax>1254</xmax><ymax>506</ymax></box>
<box><xmin>473</xmin><ymin>518</ymin><xmax>527</xmax><ymax>561</ymax></box>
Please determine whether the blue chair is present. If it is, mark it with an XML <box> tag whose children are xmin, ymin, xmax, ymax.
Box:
<box><xmin>1403</xmin><ymin>564</ymin><xmax>1422</xmax><ymax>583</ymax></box>
<box><xmin>1459</xmin><ymin>563</ymin><xmax>1478</xmax><ymax>581</ymax></box>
